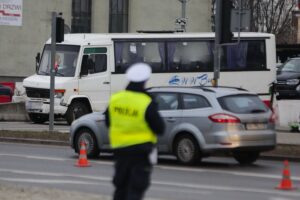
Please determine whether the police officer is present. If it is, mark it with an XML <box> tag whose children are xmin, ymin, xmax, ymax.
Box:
<box><xmin>104</xmin><ymin>63</ymin><xmax>165</xmax><ymax>200</ymax></box>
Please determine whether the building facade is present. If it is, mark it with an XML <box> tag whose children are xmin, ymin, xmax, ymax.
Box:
<box><xmin>0</xmin><ymin>0</ymin><xmax>211</xmax><ymax>81</ymax></box>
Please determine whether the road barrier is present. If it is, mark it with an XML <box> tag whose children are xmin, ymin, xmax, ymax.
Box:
<box><xmin>274</xmin><ymin>100</ymin><xmax>300</xmax><ymax>131</ymax></box>
<box><xmin>0</xmin><ymin>102</ymin><xmax>29</xmax><ymax>121</ymax></box>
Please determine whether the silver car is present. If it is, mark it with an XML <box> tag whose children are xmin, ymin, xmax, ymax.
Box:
<box><xmin>70</xmin><ymin>86</ymin><xmax>276</xmax><ymax>165</ymax></box>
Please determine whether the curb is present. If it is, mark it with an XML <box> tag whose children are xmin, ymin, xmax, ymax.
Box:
<box><xmin>261</xmin><ymin>153</ymin><xmax>300</xmax><ymax>162</ymax></box>
<box><xmin>0</xmin><ymin>136</ymin><xmax>69</xmax><ymax>146</ymax></box>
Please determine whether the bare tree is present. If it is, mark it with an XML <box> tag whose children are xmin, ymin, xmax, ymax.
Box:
<box><xmin>211</xmin><ymin>0</ymin><xmax>298</xmax><ymax>44</ymax></box>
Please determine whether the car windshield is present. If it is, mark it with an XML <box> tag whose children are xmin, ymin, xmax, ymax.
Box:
<box><xmin>280</xmin><ymin>59</ymin><xmax>300</xmax><ymax>73</ymax></box>
<box><xmin>218</xmin><ymin>94</ymin><xmax>268</xmax><ymax>114</ymax></box>
<box><xmin>38</xmin><ymin>45</ymin><xmax>80</xmax><ymax>77</ymax></box>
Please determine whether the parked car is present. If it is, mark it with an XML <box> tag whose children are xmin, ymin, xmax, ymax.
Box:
<box><xmin>275</xmin><ymin>57</ymin><xmax>300</xmax><ymax>99</ymax></box>
<box><xmin>70</xmin><ymin>86</ymin><xmax>276</xmax><ymax>165</ymax></box>
<box><xmin>0</xmin><ymin>84</ymin><xmax>13</xmax><ymax>103</ymax></box>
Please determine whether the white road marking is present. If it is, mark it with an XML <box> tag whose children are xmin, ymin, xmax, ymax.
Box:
<box><xmin>0</xmin><ymin>168</ymin><xmax>111</xmax><ymax>181</ymax></box>
<box><xmin>269</xmin><ymin>197</ymin><xmax>294</xmax><ymax>200</ymax></box>
<box><xmin>0</xmin><ymin>177</ymin><xmax>101</xmax><ymax>185</ymax></box>
<box><xmin>1</xmin><ymin>152</ymin><xmax>300</xmax><ymax>181</ymax></box>
<box><xmin>0</xmin><ymin>153</ymin><xmax>113</xmax><ymax>165</ymax></box>
<box><xmin>152</xmin><ymin>180</ymin><xmax>300</xmax><ymax>197</ymax></box>
<box><xmin>0</xmin><ymin>168</ymin><xmax>299</xmax><ymax>197</ymax></box>
<box><xmin>158</xmin><ymin>165</ymin><xmax>300</xmax><ymax>181</ymax></box>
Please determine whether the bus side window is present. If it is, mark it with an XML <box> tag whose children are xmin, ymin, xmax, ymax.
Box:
<box><xmin>114</xmin><ymin>41</ymin><xmax>165</xmax><ymax>73</ymax></box>
<box><xmin>94</xmin><ymin>54</ymin><xmax>107</xmax><ymax>73</ymax></box>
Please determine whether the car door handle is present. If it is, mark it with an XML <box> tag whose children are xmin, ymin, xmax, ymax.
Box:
<box><xmin>103</xmin><ymin>81</ymin><xmax>110</xmax><ymax>84</ymax></box>
<box><xmin>166</xmin><ymin>118</ymin><xmax>176</xmax><ymax>122</ymax></box>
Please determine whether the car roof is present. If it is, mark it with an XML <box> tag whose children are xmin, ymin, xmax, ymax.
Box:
<box><xmin>147</xmin><ymin>86</ymin><xmax>256</xmax><ymax>98</ymax></box>
<box><xmin>287</xmin><ymin>57</ymin><xmax>300</xmax><ymax>60</ymax></box>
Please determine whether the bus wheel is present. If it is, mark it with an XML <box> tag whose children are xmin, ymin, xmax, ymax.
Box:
<box><xmin>66</xmin><ymin>101</ymin><xmax>89</xmax><ymax>125</ymax></box>
<box><xmin>28</xmin><ymin>113</ymin><xmax>48</xmax><ymax>124</ymax></box>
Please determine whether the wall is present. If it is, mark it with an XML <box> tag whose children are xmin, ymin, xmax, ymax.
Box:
<box><xmin>274</xmin><ymin>100</ymin><xmax>300</xmax><ymax>129</ymax></box>
<box><xmin>92</xmin><ymin>0</ymin><xmax>109</xmax><ymax>33</ymax></box>
<box><xmin>0</xmin><ymin>0</ymin><xmax>72</xmax><ymax>80</ymax></box>
<box><xmin>0</xmin><ymin>0</ymin><xmax>211</xmax><ymax>81</ymax></box>
<box><xmin>129</xmin><ymin>0</ymin><xmax>211</xmax><ymax>32</ymax></box>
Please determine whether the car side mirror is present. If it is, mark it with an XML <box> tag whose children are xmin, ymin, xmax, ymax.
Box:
<box><xmin>80</xmin><ymin>55</ymin><xmax>89</xmax><ymax>76</ymax></box>
<box><xmin>35</xmin><ymin>52</ymin><xmax>40</xmax><ymax>73</ymax></box>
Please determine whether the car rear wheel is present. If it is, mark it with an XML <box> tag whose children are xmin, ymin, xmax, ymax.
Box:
<box><xmin>75</xmin><ymin>128</ymin><xmax>100</xmax><ymax>158</ymax></box>
<box><xmin>66</xmin><ymin>101</ymin><xmax>89</xmax><ymax>125</ymax></box>
<box><xmin>174</xmin><ymin>134</ymin><xmax>201</xmax><ymax>165</ymax></box>
<box><xmin>28</xmin><ymin>113</ymin><xmax>48</xmax><ymax>124</ymax></box>
<box><xmin>233</xmin><ymin>151</ymin><xmax>260</xmax><ymax>165</ymax></box>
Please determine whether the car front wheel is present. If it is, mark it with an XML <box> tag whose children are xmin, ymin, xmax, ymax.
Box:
<box><xmin>174</xmin><ymin>134</ymin><xmax>201</xmax><ymax>165</ymax></box>
<box><xmin>74</xmin><ymin>128</ymin><xmax>100</xmax><ymax>158</ymax></box>
<box><xmin>233</xmin><ymin>151</ymin><xmax>260</xmax><ymax>165</ymax></box>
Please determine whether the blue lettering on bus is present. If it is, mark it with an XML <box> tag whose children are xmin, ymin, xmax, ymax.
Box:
<box><xmin>168</xmin><ymin>74</ymin><xmax>211</xmax><ymax>86</ymax></box>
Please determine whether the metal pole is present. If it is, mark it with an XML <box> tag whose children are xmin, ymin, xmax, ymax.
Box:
<box><xmin>213</xmin><ymin>0</ymin><xmax>222</xmax><ymax>87</ymax></box>
<box><xmin>49</xmin><ymin>12</ymin><xmax>57</xmax><ymax>132</ymax></box>
<box><xmin>181</xmin><ymin>0</ymin><xmax>186</xmax><ymax>31</ymax></box>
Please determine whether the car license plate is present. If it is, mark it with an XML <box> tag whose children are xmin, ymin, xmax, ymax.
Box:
<box><xmin>246</xmin><ymin>123</ymin><xmax>267</xmax><ymax>130</ymax></box>
<box><xmin>27</xmin><ymin>101</ymin><xmax>42</xmax><ymax>110</ymax></box>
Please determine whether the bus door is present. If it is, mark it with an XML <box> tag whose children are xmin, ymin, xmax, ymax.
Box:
<box><xmin>79</xmin><ymin>46</ymin><xmax>111</xmax><ymax>111</ymax></box>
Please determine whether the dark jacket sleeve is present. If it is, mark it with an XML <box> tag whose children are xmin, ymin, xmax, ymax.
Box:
<box><xmin>145</xmin><ymin>101</ymin><xmax>165</xmax><ymax>135</ymax></box>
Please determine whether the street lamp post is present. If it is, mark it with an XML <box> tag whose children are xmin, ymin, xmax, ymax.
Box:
<box><xmin>177</xmin><ymin>0</ymin><xmax>189</xmax><ymax>32</ymax></box>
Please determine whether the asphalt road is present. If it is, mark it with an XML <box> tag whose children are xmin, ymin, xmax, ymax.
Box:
<box><xmin>0</xmin><ymin>142</ymin><xmax>300</xmax><ymax>200</ymax></box>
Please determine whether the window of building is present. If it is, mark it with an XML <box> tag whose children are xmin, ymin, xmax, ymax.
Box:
<box><xmin>109</xmin><ymin>0</ymin><xmax>128</xmax><ymax>33</ymax></box>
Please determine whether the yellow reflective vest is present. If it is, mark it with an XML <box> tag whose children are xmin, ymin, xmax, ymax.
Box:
<box><xmin>108</xmin><ymin>90</ymin><xmax>157</xmax><ymax>149</ymax></box>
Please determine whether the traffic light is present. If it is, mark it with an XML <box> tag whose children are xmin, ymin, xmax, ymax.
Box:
<box><xmin>220</xmin><ymin>0</ymin><xmax>233</xmax><ymax>44</ymax></box>
<box><xmin>56</xmin><ymin>17</ymin><xmax>64</xmax><ymax>43</ymax></box>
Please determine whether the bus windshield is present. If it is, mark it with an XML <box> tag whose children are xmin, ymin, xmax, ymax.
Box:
<box><xmin>38</xmin><ymin>45</ymin><xmax>80</xmax><ymax>77</ymax></box>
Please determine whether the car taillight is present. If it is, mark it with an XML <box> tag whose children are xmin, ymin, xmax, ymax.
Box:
<box><xmin>208</xmin><ymin>113</ymin><xmax>241</xmax><ymax>123</ymax></box>
<box><xmin>263</xmin><ymin>100</ymin><xmax>271</xmax><ymax>109</ymax></box>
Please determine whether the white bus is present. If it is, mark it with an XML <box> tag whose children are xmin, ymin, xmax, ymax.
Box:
<box><xmin>23</xmin><ymin>32</ymin><xmax>276</xmax><ymax>124</ymax></box>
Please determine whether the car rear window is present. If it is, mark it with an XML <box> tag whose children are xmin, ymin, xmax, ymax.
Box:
<box><xmin>218</xmin><ymin>94</ymin><xmax>268</xmax><ymax>114</ymax></box>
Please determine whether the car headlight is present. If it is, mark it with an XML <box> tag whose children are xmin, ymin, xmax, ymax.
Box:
<box><xmin>286</xmin><ymin>79</ymin><xmax>299</xmax><ymax>85</ymax></box>
<box><xmin>54</xmin><ymin>89</ymin><xmax>65</xmax><ymax>98</ymax></box>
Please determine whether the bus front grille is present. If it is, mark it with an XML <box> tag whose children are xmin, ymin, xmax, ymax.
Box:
<box><xmin>25</xmin><ymin>87</ymin><xmax>50</xmax><ymax>98</ymax></box>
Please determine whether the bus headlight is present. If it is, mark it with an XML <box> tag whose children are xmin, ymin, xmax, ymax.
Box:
<box><xmin>286</xmin><ymin>79</ymin><xmax>299</xmax><ymax>85</ymax></box>
<box><xmin>54</xmin><ymin>89</ymin><xmax>65</xmax><ymax>98</ymax></box>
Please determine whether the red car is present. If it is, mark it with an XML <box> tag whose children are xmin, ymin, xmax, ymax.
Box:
<box><xmin>0</xmin><ymin>84</ymin><xmax>13</xmax><ymax>103</ymax></box>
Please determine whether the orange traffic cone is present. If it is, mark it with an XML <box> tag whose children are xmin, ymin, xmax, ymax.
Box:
<box><xmin>276</xmin><ymin>160</ymin><xmax>295</xmax><ymax>190</ymax></box>
<box><xmin>75</xmin><ymin>141</ymin><xmax>91</xmax><ymax>167</ymax></box>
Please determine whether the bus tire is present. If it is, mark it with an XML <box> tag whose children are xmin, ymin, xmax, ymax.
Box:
<box><xmin>66</xmin><ymin>101</ymin><xmax>89</xmax><ymax>125</ymax></box>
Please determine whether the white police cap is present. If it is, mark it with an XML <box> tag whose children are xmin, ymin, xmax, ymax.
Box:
<box><xmin>126</xmin><ymin>63</ymin><xmax>152</xmax><ymax>82</ymax></box>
